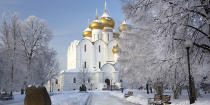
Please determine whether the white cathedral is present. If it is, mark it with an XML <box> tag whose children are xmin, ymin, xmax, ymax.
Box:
<box><xmin>55</xmin><ymin>1</ymin><xmax>131</xmax><ymax>91</ymax></box>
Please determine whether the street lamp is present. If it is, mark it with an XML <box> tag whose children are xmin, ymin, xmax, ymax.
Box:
<box><xmin>185</xmin><ymin>39</ymin><xmax>196</xmax><ymax>104</ymax></box>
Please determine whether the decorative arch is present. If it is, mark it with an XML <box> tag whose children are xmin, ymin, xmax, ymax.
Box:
<box><xmin>101</xmin><ymin>63</ymin><xmax>116</xmax><ymax>72</ymax></box>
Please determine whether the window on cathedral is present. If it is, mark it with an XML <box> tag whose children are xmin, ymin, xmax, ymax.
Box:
<box><xmin>55</xmin><ymin>79</ymin><xmax>58</xmax><ymax>84</ymax></box>
<box><xmin>84</xmin><ymin>61</ymin><xmax>87</xmax><ymax>68</ymax></box>
<box><xmin>99</xmin><ymin>45</ymin><xmax>101</xmax><ymax>52</ymax></box>
<box><xmin>107</xmin><ymin>33</ymin><xmax>109</xmax><ymax>41</ymax></box>
<box><xmin>84</xmin><ymin>45</ymin><xmax>86</xmax><ymax>52</ymax></box>
<box><xmin>99</xmin><ymin>62</ymin><xmax>101</xmax><ymax>68</ymax></box>
<box><xmin>88</xmin><ymin>78</ymin><xmax>90</xmax><ymax>83</ymax></box>
<box><xmin>73</xmin><ymin>78</ymin><xmax>76</xmax><ymax>83</ymax></box>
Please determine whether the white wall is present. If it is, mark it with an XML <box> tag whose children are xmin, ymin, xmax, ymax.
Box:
<box><xmin>67</xmin><ymin>40</ymin><xmax>79</xmax><ymax>70</ymax></box>
<box><xmin>107</xmin><ymin>40</ymin><xmax>118</xmax><ymax>62</ymax></box>
<box><xmin>102</xmin><ymin>32</ymin><xmax>113</xmax><ymax>43</ymax></box>
<box><xmin>92</xmin><ymin>29</ymin><xmax>102</xmax><ymax>42</ymax></box>
<box><xmin>76</xmin><ymin>39</ymin><xmax>94</xmax><ymax>70</ymax></box>
<box><xmin>84</xmin><ymin>37</ymin><xmax>92</xmax><ymax>41</ymax></box>
<box><xmin>94</xmin><ymin>40</ymin><xmax>108</xmax><ymax>69</ymax></box>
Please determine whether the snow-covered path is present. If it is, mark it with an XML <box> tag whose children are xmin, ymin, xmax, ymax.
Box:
<box><xmin>88</xmin><ymin>92</ymin><xmax>139</xmax><ymax>105</ymax></box>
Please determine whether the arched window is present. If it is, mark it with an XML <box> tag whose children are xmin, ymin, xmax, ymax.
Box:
<box><xmin>107</xmin><ymin>33</ymin><xmax>109</xmax><ymax>41</ymax></box>
<box><xmin>88</xmin><ymin>78</ymin><xmax>90</xmax><ymax>83</ymax></box>
<box><xmin>73</xmin><ymin>78</ymin><xmax>76</xmax><ymax>83</ymax></box>
<box><xmin>99</xmin><ymin>62</ymin><xmax>101</xmax><ymax>68</ymax></box>
<box><xmin>99</xmin><ymin>45</ymin><xmax>101</xmax><ymax>52</ymax></box>
<box><xmin>84</xmin><ymin>45</ymin><xmax>86</xmax><ymax>52</ymax></box>
<box><xmin>55</xmin><ymin>79</ymin><xmax>58</xmax><ymax>84</ymax></box>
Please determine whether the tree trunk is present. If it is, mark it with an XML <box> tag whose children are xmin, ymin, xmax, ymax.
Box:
<box><xmin>173</xmin><ymin>87</ymin><xmax>180</xmax><ymax>99</ymax></box>
<box><xmin>49</xmin><ymin>79</ymin><xmax>52</xmax><ymax>92</ymax></box>
<box><xmin>27</xmin><ymin>57</ymin><xmax>32</xmax><ymax>85</ymax></box>
<box><xmin>146</xmin><ymin>83</ymin><xmax>149</xmax><ymax>94</ymax></box>
<box><xmin>21</xmin><ymin>89</ymin><xmax>24</xmax><ymax>95</ymax></box>
<box><xmin>179</xmin><ymin>88</ymin><xmax>182</xmax><ymax>95</ymax></box>
<box><xmin>150</xmin><ymin>87</ymin><xmax>152</xmax><ymax>93</ymax></box>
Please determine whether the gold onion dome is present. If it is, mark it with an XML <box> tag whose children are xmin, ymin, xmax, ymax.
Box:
<box><xmin>100</xmin><ymin>13</ymin><xmax>115</xmax><ymax>28</ymax></box>
<box><xmin>83</xmin><ymin>27</ymin><xmax>92</xmax><ymax>37</ymax></box>
<box><xmin>112</xmin><ymin>45</ymin><xmax>118</xmax><ymax>54</ymax></box>
<box><xmin>90</xmin><ymin>20</ymin><xmax>103</xmax><ymax>29</ymax></box>
<box><xmin>90</xmin><ymin>9</ymin><xmax>103</xmax><ymax>29</ymax></box>
<box><xmin>118</xmin><ymin>19</ymin><xmax>131</xmax><ymax>32</ymax></box>
<box><xmin>100</xmin><ymin>1</ymin><xmax>115</xmax><ymax>28</ymax></box>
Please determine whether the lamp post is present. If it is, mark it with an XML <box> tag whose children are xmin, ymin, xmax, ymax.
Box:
<box><xmin>185</xmin><ymin>39</ymin><xmax>195</xmax><ymax>104</ymax></box>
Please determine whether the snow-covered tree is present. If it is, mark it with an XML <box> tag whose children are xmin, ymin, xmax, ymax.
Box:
<box><xmin>78</xmin><ymin>65</ymin><xmax>90</xmax><ymax>87</ymax></box>
<box><xmin>119</xmin><ymin>0</ymin><xmax>210</xmax><ymax>98</ymax></box>
<box><xmin>0</xmin><ymin>13</ymin><xmax>24</xmax><ymax>92</ymax></box>
<box><xmin>0</xmin><ymin>13</ymin><xmax>59</xmax><ymax>92</ymax></box>
<box><xmin>34</xmin><ymin>48</ymin><xmax>59</xmax><ymax>86</ymax></box>
<box><xmin>19</xmin><ymin>16</ymin><xmax>52</xmax><ymax>85</ymax></box>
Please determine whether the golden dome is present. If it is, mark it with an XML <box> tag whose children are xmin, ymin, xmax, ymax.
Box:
<box><xmin>118</xmin><ymin>20</ymin><xmax>131</xmax><ymax>32</ymax></box>
<box><xmin>90</xmin><ymin>9</ymin><xmax>104</xmax><ymax>29</ymax></box>
<box><xmin>100</xmin><ymin>16</ymin><xmax>115</xmax><ymax>28</ymax></box>
<box><xmin>83</xmin><ymin>27</ymin><xmax>92</xmax><ymax>37</ymax></box>
<box><xmin>113</xmin><ymin>32</ymin><xmax>120</xmax><ymax>38</ymax></box>
<box><xmin>112</xmin><ymin>45</ymin><xmax>118</xmax><ymax>54</ymax></box>
<box><xmin>90</xmin><ymin>20</ymin><xmax>103</xmax><ymax>29</ymax></box>
<box><xmin>100</xmin><ymin>1</ymin><xmax>115</xmax><ymax>28</ymax></box>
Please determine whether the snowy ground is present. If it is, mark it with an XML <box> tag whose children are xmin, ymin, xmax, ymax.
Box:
<box><xmin>0</xmin><ymin>91</ymin><xmax>138</xmax><ymax>105</ymax></box>
<box><xmin>0</xmin><ymin>93</ymin><xmax>25</xmax><ymax>105</ymax></box>
<box><xmin>51</xmin><ymin>91</ymin><xmax>90</xmax><ymax>105</ymax></box>
<box><xmin>1</xmin><ymin>90</ymin><xmax>210</xmax><ymax>105</ymax></box>
<box><xmin>110</xmin><ymin>89</ymin><xmax>210</xmax><ymax>105</ymax></box>
<box><xmin>88</xmin><ymin>91</ymin><xmax>138</xmax><ymax>105</ymax></box>
<box><xmin>0</xmin><ymin>91</ymin><xmax>90</xmax><ymax>105</ymax></box>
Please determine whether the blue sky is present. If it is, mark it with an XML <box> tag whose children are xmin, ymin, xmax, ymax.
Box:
<box><xmin>0</xmin><ymin>0</ymin><xmax>124</xmax><ymax>70</ymax></box>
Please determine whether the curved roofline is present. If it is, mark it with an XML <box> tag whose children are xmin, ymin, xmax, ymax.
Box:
<box><xmin>77</xmin><ymin>38</ymin><xmax>93</xmax><ymax>46</ymax></box>
<box><xmin>93</xmin><ymin>39</ymin><xmax>107</xmax><ymax>46</ymax></box>
<box><xmin>101</xmin><ymin>63</ymin><xmax>116</xmax><ymax>72</ymax></box>
<box><xmin>107</xmin><ymin>40</ymin><xmax>117</xmax><ymax>46</ymax></box>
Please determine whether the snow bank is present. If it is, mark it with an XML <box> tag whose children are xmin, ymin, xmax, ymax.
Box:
<box><xmin>110</xmin><ymin>89</ymin><xmax>210</xmax><ymax>105</ymax></box>
<box><xmin>0</xmin><ymin>93</ymin><xmax>25</xmax><ymax>105</ymax></box>
<box><xmin>0</xmin><ymin>91</ymin><xmax>90</xmax><ymax>105</ymax></box>
<box><xmin>110</xmin><ymin>89</ymin><xmax>153</xmax><ymax>105</ymax></box>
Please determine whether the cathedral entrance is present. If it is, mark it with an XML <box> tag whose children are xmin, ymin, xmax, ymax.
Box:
<box><xmin>105</xmin><ymin>79</ymin><xmax>110</xmax><ymax>86</ymax></box>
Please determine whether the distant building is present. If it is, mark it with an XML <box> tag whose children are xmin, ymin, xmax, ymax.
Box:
<box><xmin>55</xmin><ymin>1</ymin><xmax>130</xmax><ymax>91</ymax></box>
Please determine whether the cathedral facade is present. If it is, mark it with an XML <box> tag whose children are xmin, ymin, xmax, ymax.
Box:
<box><xmin>58</xmin><ymin>1</ymin><xmax>130</xmax><ymax>91</ymax></box>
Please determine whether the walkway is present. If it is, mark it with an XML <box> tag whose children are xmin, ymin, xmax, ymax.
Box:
<box><xmin>88</xmin><ymin>92</ymin><xmax>139</xmax><ymax>105</ymax></box>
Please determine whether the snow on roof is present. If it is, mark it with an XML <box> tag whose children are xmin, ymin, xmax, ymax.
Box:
<box><xmin>63</xmin><ymin>68</ymin><xmax>103</xmax><ymax>73</ymax></box>
<box><xmin>122</xmin><ymin>19</ymin><xmax>127</xmax><ymax>24</ymax></box>
<box><xmin>93</xmin><ymin>19</ymin><xmax>102</xmax><ymax>23</ymax></box>
<box><xmin>101</xmin><ymin>12</ymin><xmax>110</xmax><ymax>18</ymax></box>
<box><xmin>83</xmin><ymin>27</ymin><xmax>91</xmax><ymax>32</ymax></box>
